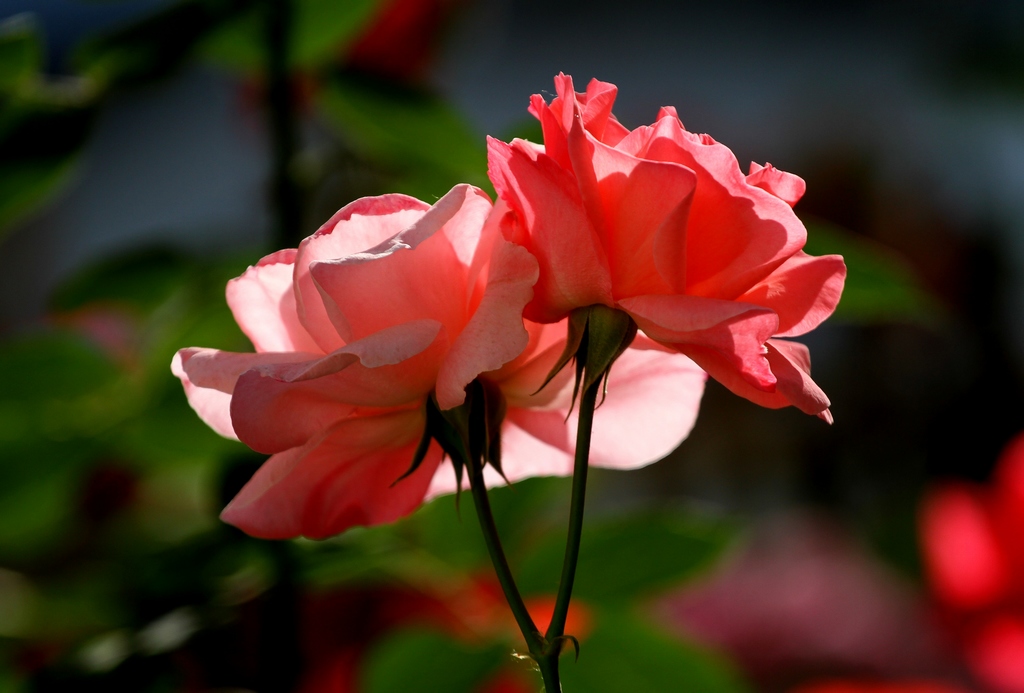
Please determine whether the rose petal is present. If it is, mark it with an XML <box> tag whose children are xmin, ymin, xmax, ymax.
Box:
<box><xmin>580</xmin><ymin>348</ymin><xmax>706</xmax><ymax>469</ymax></box>
<box><xmin>567</xmin><ymin>119</ymin><xmax>695</xmax><ymax>296</ymax></box>
<box><xmin>309</xmin><ymin>187</ymin><xmax>478</xmax><ymax>344</ymax></box>
<box><xmin>487</xmin><ymin>136</ymin><xmax>613</xmax><ymax>322</ymax></box>
<box><xmin>747</xmin><ymin>162</ymin><xmax>807</xmax><ymax>207</ymax></box>
<box><xmin>489</xmin><ymin>320</ymin><xmax>576</xmax><ymax>408</ymax></box>
<box><xmin>435</xmin><ymin>238</ymin><xmax>538</xmax><ymax>410</ymax></box>
<box><xmin>644</xmin><ymin>116</ymin><xmax>806</xmax><ymax>299</ymax></box>
<box><xmin>230</xmin><ymin>321</ymin><xmax>447</xmax><ymax>453</ymax></box>
<box><xmin>619</xmin><ymin>293</ymin><xmax>779</xmax><ymax>391</ymax></box>
<box><xmin>294</xmin><ymin>194</ymin><xmax>430</xmax><ymax>352</ymax></box>
<box><xmin>738</xmin><ymin>251</ymin><xmax>846</xmax><ymax>337</ymax></box>
<box><xmin>765</xmin><ymin>338</ymin><xmax>832</xmax><ymax>419</ymax></box>
<box><xmin>171</xmin><ymin>347</ymin><xmax>316</xmax><ymax>439</ymax></box>
<box><xmin>225</xmin><ymin>249</ymin><xmax>322</xmax><ymax>354</ymax></box>
<box><xmin>221</xmin><ymin>409</ymin><xmax>442</xmax><ymax>539</ymax></box>
<box><xmin>428</xmin><ymin>345</ymin><xmax>707</xmax><ymax>495</ymax></box>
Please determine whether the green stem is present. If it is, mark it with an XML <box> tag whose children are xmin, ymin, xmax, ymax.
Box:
<box><xmin>466</xmin><ymin>466</ymin><xmax>549</xmax><ymax>673</ymax></box>
<box><xmin>538</xmin><ymin>376</ymin><xmax>601</xmax><ymax>685</ymax></box>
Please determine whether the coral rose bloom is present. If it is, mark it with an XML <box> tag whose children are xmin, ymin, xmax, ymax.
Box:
<box><xmin>487</xmin><ymin>74</ymin><xmax>846</xmax><ymax>420</ymax></box>
<box><xmin>172</xmin><ymin>184</ymin><xmax>705</xmax><ymax>539</ymax></box>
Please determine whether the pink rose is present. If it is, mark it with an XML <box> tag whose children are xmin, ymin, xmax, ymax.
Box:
<box><xmin>172</xmin><ymin>184</ymin><xmax>705</xmax><ymax>539</ymax></box>
<box><xmin>173</xmin><ymin>185</ymin><xmax>536</xmax><ymax>538</ymax></box>
<box><xmin>487</xmin><ymin>74</ymin><xmax>846</xmax><ymax>420</ymax></box>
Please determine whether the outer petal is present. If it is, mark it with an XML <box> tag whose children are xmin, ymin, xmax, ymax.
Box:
<box><xmin>294</xmin><ymin>194</ymin><xmax>430</xmax><ymax>352</ymax></box>
<box><xmin>581</xmin><ymin>348</ymin><xmax>706</xmax><ymax>469</ymax></box>
<box><xmin>765</xmin><ymin>339</ymin><xmax>833</xmax><ymax>420</ymax></box>
<box><xmin>920</xmin><ymin>484</ymin><xmax>1009</xmax><ymax>610</ymax></box>
<box><xmin>225</xmin><ymin>249</ymin><xmax>322</xmax><ymax>354</ymax></box>
<box><xmin>427</xmin><ymin>346</ymin><xmax>707</xmax><ymax>495</ymax></box>
<box><xmin>487</xmin><ymin>137</ymin><xmax>613</xmax><ymax>321</ymax></box>
<box><xmin>230</xmin><ymin>320</ymin><xmax>447</xmax><ymax>453</ymax></box>
<box><xmin>644</xmin><ymin>117</ymin><xmax>806</xmax><ymax>299</ymax></box>
<box><xmin>221</xmin><ymin>409</ymin><xmax>443</xmax><ymax>539</ymax></box>
<box><xmin>171</xmin><ymin>348</ymin><xmax>317</xmax><ymax>439</ymax></box>
<box><xmin>434</xmin><ymin>238</ymin><xmax>539</xmax><ymax>410</ymax></box>
<box><xmin>309</xmin><ymin>186</ymin><xmax>479</xmax><ymax>344</ymax></box>
<box><xmin>578</xmin><ymin>76</ymin><xmax>630</xmax><ymax>145</ymax></box>
<box><xmin>618</xmin><ymin>294</ymin><xmax>779</xmax><ymax>391</ymax></box>
<box><xmin>567</xmin><ymin>116</ymin><xmax>696</xmax><ymax>296</ymax></box>
<box><xmin>489</xmin><ymin>320</ymin><xmax>575</xmax><ymax>409</ymax></box>
<box><xmin>746</xmin><ymin>162</ymin><xmax>806</xmax><ymax>207</ymax></box>
<box><xmin>737</xmin><ymin>251</ymin><xmax>846</xmax><ymax>337</ymax></box>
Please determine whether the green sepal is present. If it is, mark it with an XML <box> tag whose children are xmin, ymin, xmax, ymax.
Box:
<box><xmin>559</xmin><ymin>634</ymin><xmax>582</xmax><ymax>662</ymax></box>
<box><xmin>477</xmin><ymin>379</ymin><xmax>509</xmax><ymax>483</ymax></box>
<box><xmin>535</xmin><ymin>305</ymin><xmax>638</xmax><ymax>413</ymax></box>
<box><xmin>580</xmin><ymin>305</ymin><xmax>637</xmax><ymax>393</ymax></box>
<box><xmin>533</xmin><ymin>308</ymin><xmax>589</xmax><ymax>395</ymax></box>
<box><xmin>390</xmin><ymin>417</ymin><xmax>433</xmax><ymax>487</ymax></box>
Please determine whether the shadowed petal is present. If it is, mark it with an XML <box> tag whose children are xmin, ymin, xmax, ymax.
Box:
<box><xmin>435</xmin><ymin>238</ymin><xmax>538</xmax><ymax>410</ymax></box>
<box><xmin>230</xmin><ymin>321</ymin><xmax>447</xmax><ymax>453</ymax></box>
<box><xmin>171</xmin><ymin>348</ymin><xmax>317</xmax><ymax>439</ymax></box>
<box><xmin>765</xmin><ymin>339</ymin><xmax>832</xmax><ymax>420</ymax></box>
<box><xmin>221</xmin><ymin>409</ymin><xmax>442</xmax><ymax>539</ymax></box>
<box><xmin>294</xmin><ymin>194</ymin><xmax>430</xmax><ymax>352</ymax></box>
<box><xmin>644</xmin><ymin>117</ymin><xmax>806</xmax><ymax>299</ymax></box>
<box><xmin>619</xmin><ymin>293</ymin><xmax>779</xmax><ymax>391</ymax></box>
<box><xmin>738</xmin><ymin>251</ymin><xmax>846</xmax><ymax>337</ymax></box>
<box><xmin>488</xmin><ymin>136</ymin><xmax>613</xmax><ymax>322</ymax></box>
<box><xmin>568</xmin><ymin>119</ymin><xmax>695</xmax><ymax>296</ymax></box>
<box><xmin>226</xmin><ymin>249</ymin><xmax>322</xmax><ymax>354</ymax></box>
<box><xmin>747</xmin><ymin>162</ymin><xmax>806</xmax><ymax>207</ymax></box>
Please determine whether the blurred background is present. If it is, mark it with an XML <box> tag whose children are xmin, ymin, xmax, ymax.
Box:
<box><xmin>2</xmin><ymin>0</ymin><xmax>1024</xmax><ymax>691</ymax></box>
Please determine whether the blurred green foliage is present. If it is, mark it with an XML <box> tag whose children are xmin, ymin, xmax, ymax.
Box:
<box><xmin>0</xmin><ymin>15</ymin><xmax>95</xmax><ymax>237</ymax></box>
<box><xmin>803</xmin><ymin>217</ymin><xmax>941</xmax><ymax>325</ymax></box>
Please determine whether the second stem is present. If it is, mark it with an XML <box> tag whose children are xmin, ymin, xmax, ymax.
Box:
<box><xmin>537</xmin><ymin>375</ymin><xmax>602</xmax><ymax>685</ymax></box>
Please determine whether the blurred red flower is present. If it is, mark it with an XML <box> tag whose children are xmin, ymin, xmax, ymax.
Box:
<box><xmin>790</xmin><ymin>681</ymin><xmax>971</xmax><ymax>693</ymax></box>
<box><xmin>920</xmin><ymin>433</ymin><xmax>1024</xmax><ymax>693</ymax></box>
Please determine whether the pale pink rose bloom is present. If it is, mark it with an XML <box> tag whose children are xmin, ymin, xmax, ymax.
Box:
<box><xmin>172</xmin><ymin>184</ymin><xmax>706</xmax><ymax>539</ymax></box>
<box><xmin>487</xmin><ymin>74</ymin><xmax>846</xmax><ymax>420</ymax></box>
<box><xmin>173</xmin><ymin>185</ymin><xmax>536</xmax><ymax>538</ymax></box>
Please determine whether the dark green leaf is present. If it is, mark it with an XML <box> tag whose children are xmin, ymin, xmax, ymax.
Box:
<box><xmin>515</xmin><ymin>509</ymin><xmax>734</xmax><ymax>603</ymax></box>
<box><xmin>74</xmin><ymin>0</ymin><xmax>259</xmax><ymax>89</ymax></box>
<box><xmin>360</xmin><ymin>628</ymin><xmax>506</xmax><ymax>693</ymax></box>
<box><xmin>319</xmin><ymin>74</ymin><xmax>489</xmax><ymax>200</ymax></box>
<box><xmin>0</xmin><ymin>13</ymin><xmax>43</xmax><ymax>94</ymax></box>
<box><xmin>802</xmin><ymin>217</ymin><xmax>941</xmax><ymax>325</ymax></box>
<box><xmin>0</xmin><ymin>468</ymin><xmax>82</xmax><ymax>562</ymax></box>
<box><xmin>559</xmin><ymin>610</ymin><xmax>751</xmax><ymax>693</ymax></box>
<box><xmin>200</xmin><ymin>0</ymin><xmax>380</xmax><ymax>70</ymax></box>
<box><xmin>0</xmin><ymin>155</ymin><xmax>79</xmax><ymax>232</ymax></box>
<box><xmin>0</xmin><ymin>78</ymin><xmax>95</xmax><ymax>233</ymax></box>
<box><xmin>50</xmin><ymin>247</ymin><xmax>192</xmax><ymax>314</ymax></box>
<box><xmin>0</xmin><ymin>331</ymin><xmax>118</xmax><ymax>401</ymax></box>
